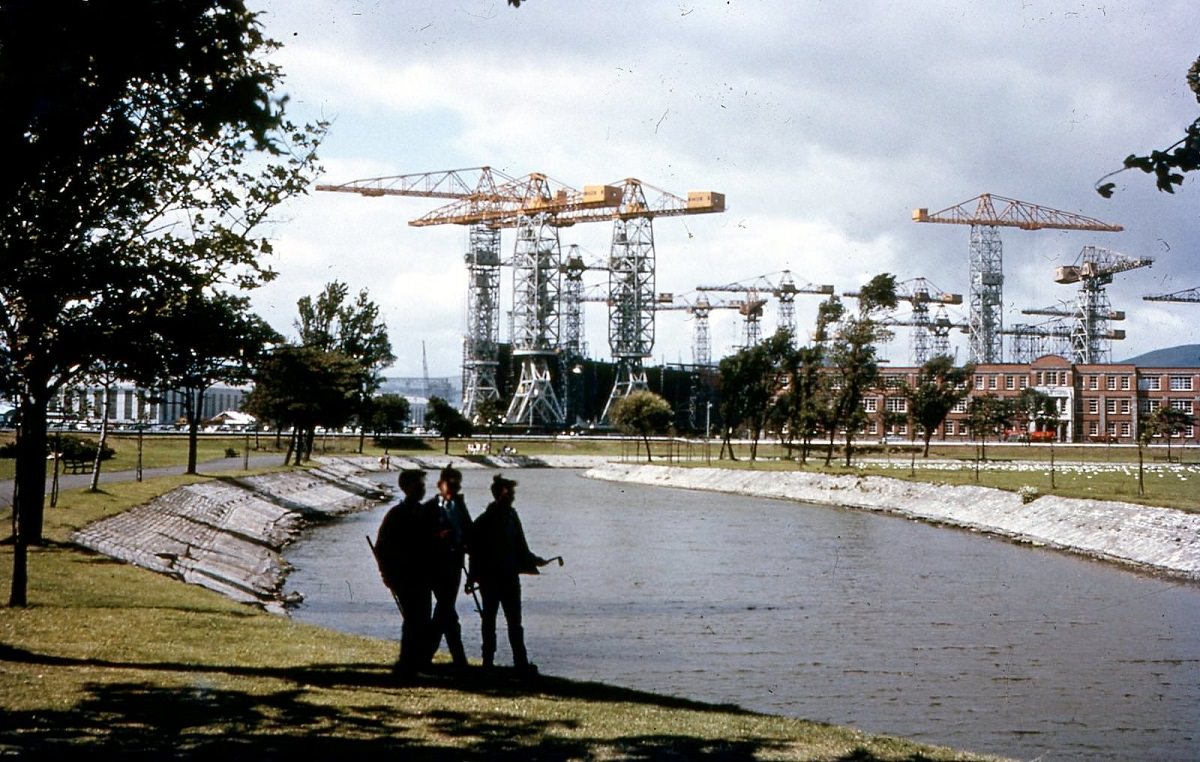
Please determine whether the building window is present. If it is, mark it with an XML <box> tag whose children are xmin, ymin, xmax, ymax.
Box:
<box><xmin>1169</xmin><ymin>375</ymin><xmax>1193</xmax><ymax>391</ymax></box>
<box><xmin>1121</xmin><ymin>422</ymin><xmax>1131</xmax><ymax>437</ymax></box>
<box><xmin>975</xmin><ymin>375</ymin><xmax>984</xmax><ymax>390</ymax></box>
<box><xmin>952</xmin><ymin>399</ymin><xmax>968</xmax><ymax>413</ymax></box>
<box><xmin>1170</xmin><ymin>399</ymin><xmax>1194</xmax><ymax>414</ymax></box>
<box><xmin>885</xmin><ymin>397</ymin><xmax>907</xmax><ymax>413</ymax></box>
<box><xmin>1120</xmin><ymin>376</ymin><xmax>1130</xmax><ymax>390</ymax></box>
<box><xmin>1087</xmin><ymin>375</ymin><xmax>1098</xmax><ymax>390</ymax></box>
<box><xmin>862</xmin><ymin>398</ymin><xmax>878</xmax><ymax>413</ymax></box>
<box><xmin>945</xmin><ymin>421</ymin><xmax>955</xmax><ymax>435</ymax></box>
<box><xmin>1019</xmin><ymin>376</ymin><xmax>1027</xmax><ymax>389</ymax></box>
<box><xmin>988</xmin><ymin>375</ymin><xmax>997</xmax><ymax>389</ymax></box>
<box><xmin>1106</xmin><ymin>376</ymin><xmax>1117</xmax><ymax>390</ymax></box>
<box><xmin>1140</xmin><ymin>377</ymin><xmax>1161</xmax><ymax>391</ymax></box>
<box><xmin>1121</xmin><ymin>399</ymin><xmax>1131</xmax><ymax>415</ymax></box>
<box><xmin>1004</xmin><ymin>375</ymin><xmax>1014</xmax><ymax>390</ymax></box>
<box><xmin>1142</xmin><ymin>399</ymin><xmax>1161</xmax><ymax>414</ymax></box>
<box><xmin>1106</xmin><ymin>399</ymin><xmax>1117</xmax><ymax>415</ymax></box>
<box><xmin>1088</xmin><ymin>399</ymin><xmax>1099</xmax><ymax>414</ymax></box>
<box><xmin>1088</xmin><ymin>422</ymin><xmax>1098</xmax><ymax>436</ymax></box>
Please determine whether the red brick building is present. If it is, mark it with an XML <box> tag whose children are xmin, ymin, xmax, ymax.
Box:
<box><xmin>863</xmin><ymin>356</ymin><xmax>1198</xmax><ymax>445</ymax></box>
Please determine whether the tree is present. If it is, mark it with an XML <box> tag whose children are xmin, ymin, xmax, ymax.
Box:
<box><xmin>1</xmin><ymin>0</ymin><xmax>322</xmax><ymax>606</ymax></box>
<box><xmin>716</xmin><ymin>343</ymin><xmax>772</xmax><ymax>461</ymax></box>
<box><xmin>965</xmin><ymin>393</ymin><xmax>1014</xmax><ymax>478</ymax></box>
<box><xmin>609</xmin><ymin>390</ymin><xmax>673</xmax><ymax>462</ymax></box>
<box><xmin>903</xmin><ymin>356</ymin><xmax>975</xmax><ymax>458</ymax></box>
<box><xmin>1145</xmin><ymin>405</ymin><xmax>1194</xmax><ymax>464</ymax></box>
<box><xmin>295</xmin><ymin>282</ymin><xmax>395</xmax><ymax>453</ymax></box>
<box><xmin>243</xmin><ymin>346</ymin><xmax>360</xmax><ymax>466</ymax></box>
<box><xmin>1013</xmin><ymin>387</ymin><xmax>1058</xmax><ymax>443</ymax></box>
<box><xmin>137</xmin><ymin>289</ymin><xmax>281</xmax><ymax>474</ymax></box>
<box><xmin>364</xmin><ymin>393</ymin><xmax>411</xmax><ymax>437</ymax></box>
<box><xmin>827</xmin><ymin>274</ymin><xmax>897</xmax><ymax>467</ymax></box>
<box><xmin>474</xmin><ymin>396</ymin><xmax>507</xmax><ymax>449</ymax></box>
<box><xmin>1098</xmin><ymin>56</ymin><xmax>1200</xmax><ymax>196</ymax></box>
<box><xmin>425</xmin><ymin>397</ymin><xmax>473</xmax><ymax>456</ymax></box>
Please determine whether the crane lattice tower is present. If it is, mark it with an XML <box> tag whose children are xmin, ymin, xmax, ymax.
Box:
<box><xmin>409</xmin><ymin>173</ymin><xmax>724</xmax><ymax>428</ymax></box>
<box><xmin>600</xmin><ymin>181</ymin><xmax>658</xmax><ymax>423</ymax></box>
<box><xmin>913</xmin><ymin>194</ymin><xmax>1122</xmax><ymax>364</ymax></box>
<box><xmin>1054</xmin><ymin>245</ymin><xmax>1152</xmax><ymax>364</ymax></box>
<box><xmin>316</xmin><ymin>167</ymin><xmax>519</xmax><ymax>421</ymax></box>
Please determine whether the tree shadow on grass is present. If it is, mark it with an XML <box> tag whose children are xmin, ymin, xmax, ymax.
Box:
<box><xmin>0</xmin><ymin>645</ymin><xmax>945</xmax><ymax>761</ymax></box>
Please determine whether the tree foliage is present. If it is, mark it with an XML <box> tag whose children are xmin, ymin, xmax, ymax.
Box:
<box><xmin>1098</xmin><ymin>56</ymin><xmax>1200</xmax><ymax>196</ymax></box>
<box><xmin>609</xmin><ymin>390</ymin><xmax>673</xmax><ymax>462</ymax></box>
<box><xmin>364</xmin><ymin>393</ymin><xmax>411</xmax><ymax>437</ymax></box>
<box><xmin>903</xmin><ymin>355</ymin><xmax>974</xmax><ymax>457</ymax></box>
<box><xmin>243</xmin><ymin>346</ymin><xmax>360</xmax><ymax>465</ymax></box>
<box><xmin>137</xmin><ymin>289</ymin><xmax>281</xmax><ymax>473</ymax></box>
<box><xmin>1</xmin><ymin>0</ymin><xmax>323</xmax><ymax>605</ymax></box>
<box><xmin>827</xmin><ymin>274</ymin><xmax>897</xmax><ymax>466</ymax></box>
<box><xmin>425</xmin><ymin>396</ymin><xmax>473</xmax><ymax>455</ymax></box>
<box><xmin>295</xmin><ymin>281</ymin><xmax>395</xmax><ymax>452</ymax></box>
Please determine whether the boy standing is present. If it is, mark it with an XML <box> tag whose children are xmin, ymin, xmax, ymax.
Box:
<box><xmin>467</xmin><ymin>474</ymin><xmax>549</xmax><ymax>677</ymax></box>
<box><xmin>373</xmin><ymin>468</ymin><xmax>433</xmax><ymax>679</ymax></box>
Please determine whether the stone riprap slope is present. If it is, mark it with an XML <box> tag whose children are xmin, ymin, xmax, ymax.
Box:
<box><xmin>585</xmin><ymin>463</ymin><xmax>1200</xmax><ymax>580</ymax></box>
<box><xmin>73</xmin><ymin>458</ymin><xmax>389</xmax><ymax>612</ymax></box>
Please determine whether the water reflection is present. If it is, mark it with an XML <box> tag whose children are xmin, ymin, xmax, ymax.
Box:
<box><xmin>284</xmin><ymin>467</ymin><xmax>1200</xmax><ymax>761</ymax></box>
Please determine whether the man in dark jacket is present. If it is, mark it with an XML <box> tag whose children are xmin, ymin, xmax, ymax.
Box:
<box><xmin>467</xmin><ymin>474</ymin><xmax>548</xmax><ymax>676</ymax></box>
<box><xmin>373</xmin><ymin>468</ymin><xmax>433</xmax><ymax>680</ymax></box>
<box><xmin>427</xmin><ymin>465</ymin><xmax>471</xmax><ymax>671</ymax></box>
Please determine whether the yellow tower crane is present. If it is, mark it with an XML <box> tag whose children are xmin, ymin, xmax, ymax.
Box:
<box><xmin>913</xmin><ymin>193</ymin><xmax>1122</xmax><ymax>364</ymax></box>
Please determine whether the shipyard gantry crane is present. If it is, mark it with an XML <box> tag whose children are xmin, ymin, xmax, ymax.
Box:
<box><xmin>913</xmin><ymin>194</ymin><xmax>1123</xmax><ymax>364</ymax></box>
<box><xmin>317</xmin><ymin>167</ymin><xmax>529</xmax><ymax>421</ymax></box>
<box><xmin>696</xmin><ymin>270</ymin><xmax>834</xmax><ymax>350</ymax></box>
<box><xmin>1020</xmin><ymin>296</ymin><xmax>1130</xmax><ymax>364</ymax></box>
<box><xmin>844</xmin><ymin>277</ymin><xmax>962</xmax><ymax>365</ymax></box>
<box><xmin>1144</xmin><ymin>286</ymin><xmax>1200</xmax><ymax>303</ymax></box>
<box><xmin>654</xmin><ymin>292</ymin><xmax>757</xmax><ymax>368</ymax></box>
<box><xmin>379</xmin><ymin>172</ymin><xmax>724</xmax><ymax>427</ymax></box>
<box><xmin>1004</xmin><ymin>320</ymin><xmax>1074</xmax><ymax>364</ymax></box>
<box><xmin>1053</xmin><ymin>246</ymin><xmax>1152</xmax><ymax>364</ymax></box>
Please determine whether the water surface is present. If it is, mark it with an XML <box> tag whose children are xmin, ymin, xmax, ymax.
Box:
<box><xmin>284</xmin><ymin>468</ymin><xmax>1199</xmax><ymax>761</ymax></box>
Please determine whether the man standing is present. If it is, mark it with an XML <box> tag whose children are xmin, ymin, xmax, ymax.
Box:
<box><xmin>373</xmin><ymin>468</ymin><xmax>433</xmax><ymax>680</ymax></box>
<box><xmin>467</xmin><ymin>474</ymin><xmax>549</xmax><ymax>677</ymax></box>
<box><xmin>427</xmin><ymin>465</ymin><xmax>471</xmax><ymax>671</ymax></box>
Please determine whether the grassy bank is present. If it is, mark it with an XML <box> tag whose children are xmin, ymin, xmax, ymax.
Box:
<box><xmin>0</xmin><ymin>473</ymin><xmax>1006</xmax><ymax>760</ymax></box>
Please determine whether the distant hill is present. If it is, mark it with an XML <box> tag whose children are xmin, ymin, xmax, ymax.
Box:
<box><xmin>1120</xmin><ymin>344</ymin><xmax>1200</xmax><ymax>367</ymax></box>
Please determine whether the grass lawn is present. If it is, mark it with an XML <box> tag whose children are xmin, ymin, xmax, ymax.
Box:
<box><xmin>0</xmin><ymin>473</ymin><xmax>1007</xmax><ymax>760</ymax></box>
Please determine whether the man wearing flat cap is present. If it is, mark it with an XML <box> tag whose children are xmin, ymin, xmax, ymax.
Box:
<box><xmin>374</xmin><ymin>468</ymin><xmax>434</xmax><ymax>679</ymax></box>
<box><xmin>467</xmin><ymin>473</ymin><xmax>549</xmax><ymax>676</ymax></box>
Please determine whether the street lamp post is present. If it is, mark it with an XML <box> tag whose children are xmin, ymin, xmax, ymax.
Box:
<box><xmin>705</xmin><ymin>401</ymin><xmax>712</xmax><ymax>465</ymax></box>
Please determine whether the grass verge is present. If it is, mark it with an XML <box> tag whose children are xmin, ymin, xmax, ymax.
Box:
<box><xmin>0</xmin><ymin>474</ymin><xmax>1006</xmax><ymax>760</ymax></box>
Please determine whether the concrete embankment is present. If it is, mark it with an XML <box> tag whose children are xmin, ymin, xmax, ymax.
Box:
<box><xmin>72</xmin><ymin>458</ymin><xmax>389</xmax><ymax>612</ymax></box>
<box><xmin>585</xmin><ymin>463</ymin><xmax>1200</xmax><ymax>581</ymax></box>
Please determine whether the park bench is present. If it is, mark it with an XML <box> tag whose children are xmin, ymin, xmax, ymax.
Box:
<box><xmin>61</xmin><ymin>457</ymin><xmax>94</xmax><ymax>475</ymax></box>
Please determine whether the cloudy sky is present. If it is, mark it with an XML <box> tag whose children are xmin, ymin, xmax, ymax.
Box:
<box><xmin>247</xmin><ymin>0</ymin><xmax>1200</xmax><ymax>379</ymax></box>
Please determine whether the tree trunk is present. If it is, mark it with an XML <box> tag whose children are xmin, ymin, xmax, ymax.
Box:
<box><xmin>922</xmin><ymin>431</ymin><xmax>933</xmax><ymax>458</ymax></box>
<box><xmin>642</xmin><ymin>433</ymin><xmax>652</xmax><ymax>462</ymax></box>
<box><xmin>10</xmin><ymin>395</ymin><xmax>50</xmax><ymax>606</ymax></box>
<box><xmin>185</xmin><ymin>388</ymin><xmax>206</xmax><ymax>475</ymax></box>
<box><xmin>13</xmin><ymin>397</ymin><xmax>48</xmax><ymax>544</ymax></box>
<box><xmin>90</xmin><ymin>386</ymin><xmax>110</xmax><ymax>491</ymax></box>
<box><xmin>843</xmin><ymin>431</ymin><xmax>854</xmax><ymax>467</ymax></box>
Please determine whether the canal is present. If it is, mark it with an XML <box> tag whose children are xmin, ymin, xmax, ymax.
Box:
<box><xmin>283</xmin><ymin>467</ymin><xmax>1199</xmax><ymax>761</ymax></box>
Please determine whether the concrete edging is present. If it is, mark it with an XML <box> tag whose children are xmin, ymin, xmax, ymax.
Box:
<box><xmin>584</xmin><ymin>462</ymin><xmax>1200</xmax><ymax>581</ymax></box>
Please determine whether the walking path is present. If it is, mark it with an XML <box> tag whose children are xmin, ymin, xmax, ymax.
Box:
<box><xmin>0</xmin><ymin>454</ymin><xmax>289</xmax><ymax>509</ymax></box>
